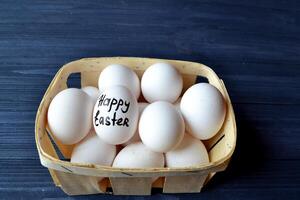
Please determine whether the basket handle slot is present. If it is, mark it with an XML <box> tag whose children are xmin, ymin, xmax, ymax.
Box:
<box><xmin>66</xmin><ymin>72</ymin><xmax>81</xmax><ymax>88</ymax></box>
<box><xmin>196</xmin><ymin>76</ymin><xmax>209</xmax><ymax>83</ymax></box>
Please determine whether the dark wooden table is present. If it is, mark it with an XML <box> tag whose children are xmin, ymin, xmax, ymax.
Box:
<box><xmin>1</xmin><ymin>0</ymin><xmax>300</xmax><ymax>199</ymax></box>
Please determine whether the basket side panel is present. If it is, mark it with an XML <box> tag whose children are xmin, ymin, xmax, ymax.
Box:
<box><xmin>211</xmin><ymin>80</ymin><xmax>236</xmax><ymax>160</ymax></box>
<box><xmin>109</xmin><ymin>177</ymin><xmax>152</xmax><ymax>195</ymax></box>
<box><xmin>202</xmin><ymin>80</ymin><xmax>235</xmax><ymax>182</ymax></box>
<box><xmin>53</xmin><ymin>170</ymin><xmax>106</xmax><ymax>196</ymax></box>
<box><xmin>163</xmin><ymin>174</ymin><xmax>208</xmax><ymax>193</ymax></box>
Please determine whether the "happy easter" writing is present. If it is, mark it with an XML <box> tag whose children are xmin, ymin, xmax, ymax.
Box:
<box><xmin>94</xmin><ymin>94</ymin><xmax>130</xmax><ymax>127</ymax></box>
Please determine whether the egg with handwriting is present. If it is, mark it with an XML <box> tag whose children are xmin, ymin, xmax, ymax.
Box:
<box><xmin>166</xmin><ymin>134</ymin><xmax>209</xmax><ymax>167</ymax></box>
<box><xmin>93</xmin><ymin>86</ymin><xmax>139</xmax><ymax>145</ymax></box>
<box><xmin>139</xmin><ymin>101</ymin><xmax>185</xmax><ymax>153</ymax></box>
<box><xmin>71</xmin><ymin>130</ymin><xmax>116</xmax><ymax>166</ymax></box>
<box><xmin>98</xmin><ymin>64</ymin><xmax>140</xmax><ymax>99</ymax></box>
<box><xmin>113</xmin><ymin>142</ymin><xmax>164</xmax><ymax>174</ymax></box>
<box><xmin>180</xmin><ymin>83</ymin><xmax>226</xmax><ymax>140</ymax></box>
<box><xmin>141</xmin><ymin>63</ymin><xmax>183</xmax><ymax>103</ymax></box>
<box><xmin>47</xmin><ymin>88</ymin><xmax>94</xmax><ymax>145</ymax></box>
<box><xmin>82</xmin><ymin>86</ymin><xmax>100</xmax><ymax>105</ymax></box>
<box><xmin>123</xmin><ymin>102</ymin><xmax>149</xmax><ymax>146</ymax></box>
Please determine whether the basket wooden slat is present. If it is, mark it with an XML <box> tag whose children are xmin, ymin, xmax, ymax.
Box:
<box><xmin>52</xmin><ymin>170</ymin><xmax>107</xmax><ymax>195</ymax></box>
<box><xmin>35</xmin><ymin>57</ymin><xmax>236</xmax><ymax>195</ymax></box>
<box><xmin>110</xmin><ymin>177</ymin><xmax>153</xmax><ymax>195</ymax></box>
<box><xmin>163</xmin><ymin>174</ymin><xmax>207</xmax><ymax>193</ymax></box>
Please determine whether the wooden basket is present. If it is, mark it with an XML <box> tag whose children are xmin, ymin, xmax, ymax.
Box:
<box><xmin>35</xmin><ymin>57</ymin><xmax>236</xmax><ymax>196</ymax></box>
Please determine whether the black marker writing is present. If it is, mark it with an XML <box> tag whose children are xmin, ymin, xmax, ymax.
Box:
<box><xmin>94</xmin><ymin>110</ymin><xmax>129</xmax><ymax>127</ymax></box>
<box><xmin>97</xmin><ymin>94</ymin><xmax>130</xmax><ymax>113</ymax></box>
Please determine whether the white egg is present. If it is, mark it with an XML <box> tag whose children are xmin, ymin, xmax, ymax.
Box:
<box><xmin>180</xmin><ymin>83</ymin><xmax>226</xmax><ymax>140</ymax></box>
<box><xmin>71</xmin><ymin>130</ymin><xmax>116</xmax><ymax>166</ymax></box>
<box><xmin>141</xmin><ymin>63</ymin><xmax>183</xmax><ymax>103</ymax></box>
<box><xmin>123</xmin><ymin>102</ymin><xmax>149</xmax><ymax>146</ymax></box>
<box><xmin>113</xmin><ymin>142</ymin><xmax>164</xmax><ymax>169</ymax></box>
<box><xmin>93</xmin><ymin>86</ymin><xmax>139</xmax><ymax>145</ymax></box>
<box><xmin>47</xmin><ymin>88</ymin><xmax>94</xmax><ymax>145</ymax></box>
<box><xmin>139</xmin><ymin>101</ymin><xmax>185</xmax><ymax>153</ymax></box>
<box><xmin>165</xmin><ymin>134</ymin><xmax>209</xmax><ymax>168</ymax></box>
<box><xmin>82</xmin><ymin>86</ymin><xmax>100</xmax><ymax>105</ymax></box>
<box><xmin>98</xmin><ymin>64</ymin><xmax>140</xmax><ymax>99</ymax></box>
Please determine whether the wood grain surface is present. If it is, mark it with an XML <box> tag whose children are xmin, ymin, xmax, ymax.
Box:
<box><xmin>0</xmin><ymin>0</ymin><xmax>299</xmax><ymax>199</ymax></box>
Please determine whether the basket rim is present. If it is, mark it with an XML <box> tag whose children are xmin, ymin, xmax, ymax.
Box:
<box><xmin>35</xmin><ymin>57</ymin><xmax>237</xmax><ymax>174</ymax></box>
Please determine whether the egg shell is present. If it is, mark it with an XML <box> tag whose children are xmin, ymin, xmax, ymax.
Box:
<box><xmin>47</xmin><ymin>88</ymin><xmax>94</xmax><ymax>145</ymax></box>
<box><xmin>139</xmin><ymin>101</ymin><xmax>185</xmax><ymax>153</ymax></box>
<box><xmin>82</xmin><ymin>86</ymin><xmax>101</xmax><ymax>105</ymax></box>
<box><xmin>180</xmin><ymin>83</ymin><xmax>226</xmax><ymax>140</ymax></box>
<box><xmin>123</xmin><ymin>102</ymin><xmax>149</xmax><ymax>146</ymax></box>
<box><xmin>165</xmin><ymin>134</ymin><xmax>209</xmax><ymax>168</ymax></box>
<box><xmin>93</xmin><ymin>86</ymin><xmax>139</xmax><ymax>145</ymax></box>
<box><xmin>141</xmin><ymin>63</ymin><xmax>183</xmax><ymax>103</ymax></box>
<box><xmin>71</xmin><ymin>130</ymin><xmax>116</xmax><ymax>166</ymax></box>
<box><xmin>98</xmin><ymin>64</ymin><xmax>140</xmax><ymax>99</ymax></box>
<box><xmin>113</xmin><ymin>142</ymin><xmax>164</xmax><ymax>169</ymax></box>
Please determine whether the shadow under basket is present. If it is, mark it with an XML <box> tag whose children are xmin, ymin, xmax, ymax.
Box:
<box><xmin>35</xmin><ymin>57</ymin><xmax>237</xmax><ymax>196</ymax></box>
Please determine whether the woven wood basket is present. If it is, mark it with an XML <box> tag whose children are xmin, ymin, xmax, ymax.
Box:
<box><xmin>35</xmin><ymin>57</ymin><xmax>236</xmax><ymax>196</ymax></box>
